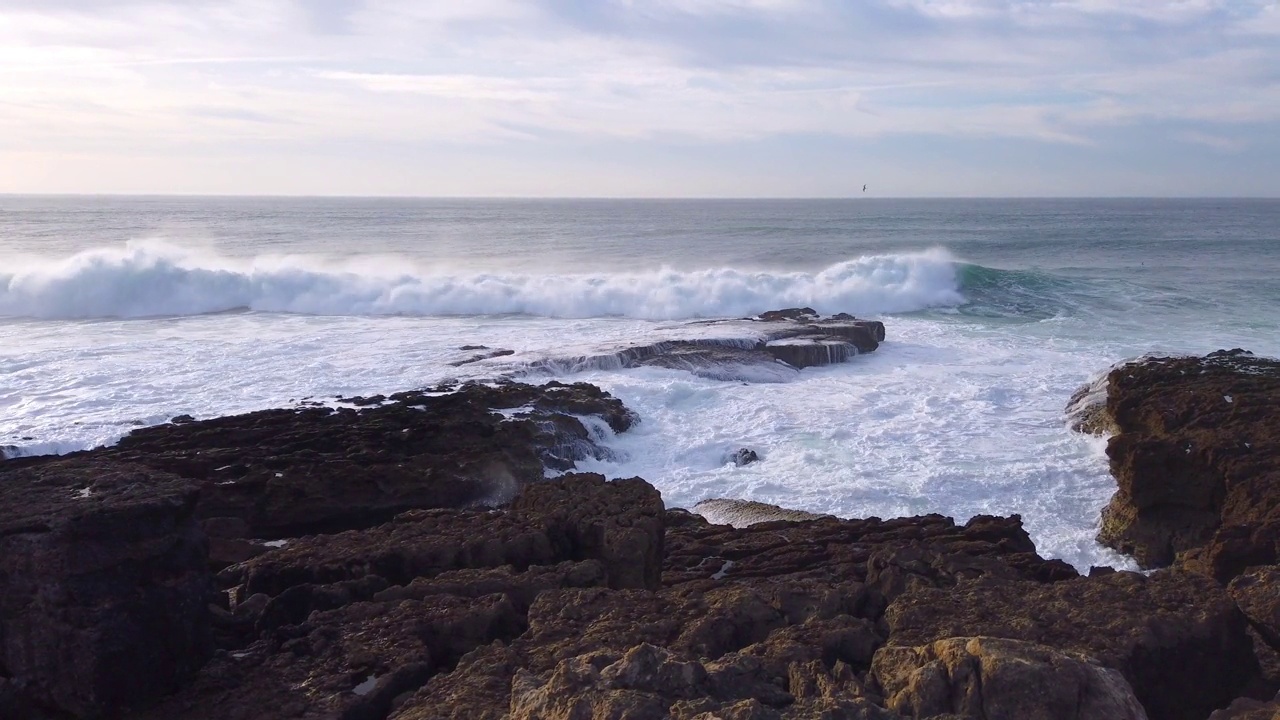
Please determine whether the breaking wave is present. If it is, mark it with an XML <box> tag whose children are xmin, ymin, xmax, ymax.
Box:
<box><xmin>0</xmin><ymin>242</ymin><xmax>965</xmax><ymax>320</ymax></box>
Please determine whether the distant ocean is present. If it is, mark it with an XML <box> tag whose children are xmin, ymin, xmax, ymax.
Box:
<box><xmin>3</xmin><ymin>196</ymin><xmax>1278</xmax><ymax>570</ymax></box>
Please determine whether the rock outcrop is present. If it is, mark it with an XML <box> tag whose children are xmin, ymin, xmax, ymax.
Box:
<box><xmin>518</xmin><ymin>309</ymin><xmax>887</xmax><ymax>382</ymax></box>
<box><xmin>3</xmin><ymin>382</ymin><xmax>633</xmax><ymax>541</ymax></box>
<box><xmin>871</xmin><ymin>637</ymin><xmax>1148</xmax><ymax>720</ymax></box>
<box><xmin>0</xmin><ymin>461</ymin><xmax>213</xmax><ymax>718</ymax></box>
<box><xmin>884</xmin><ymin>571</ymin><xmax>1259</xmax><ymax>720</ymax></box>
<box><xmin>9</xmin><ymin>350</ymin><xmax>1280</xmax><ymax>719</ymax></box>
<box><xmin>1069</xmin><ymin>350</ymin><xmax>1280</xmax><ymax>578</ymax></box>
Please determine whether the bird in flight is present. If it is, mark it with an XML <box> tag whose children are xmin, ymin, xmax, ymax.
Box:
<box><xmin>862</xmin><ymin>184</ymin><xmax>867</xmax><ymax>192</ymax></box>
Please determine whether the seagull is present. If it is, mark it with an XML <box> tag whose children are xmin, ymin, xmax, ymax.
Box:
<box><xmin>862</xmin><ymin>184</ymin><xmax>867</xmax><ymax>192</ymax></box>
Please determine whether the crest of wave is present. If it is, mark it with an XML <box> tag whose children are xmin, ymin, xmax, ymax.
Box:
<box><xmin>0</xmin><ymin>241</ymin><xmax>964</xmax><ymax>320</ymax></box>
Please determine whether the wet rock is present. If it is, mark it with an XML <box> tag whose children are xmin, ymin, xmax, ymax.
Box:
<box><xmin>728</xmin><ymin>448</ymin><xmax>760</xmax><ymax>466</ymax></box>
<box><xmin>449</xmin><ymin>347</ymin><xmax>514</xmax><ymax>367</ymax></box>
<box><xmin>885</xmin><ymin>570</ymin><xmax>1259</xmax><ymax>720</ymax></box>
<box><xmin>5</xmin><ymin>382</ymin><xmax>635</xmax><ymax>539</ymax></box>
<box><xmin>872</xmin><ymin>637</ymin><xmax>1147</xmax><ymax>720</ymax></box>
<box><xmin>1073</xmin><ymin>351</ymin><xmax>1280</xmax><ymax>575</ymax></box>
<box><xmin>524</xmin><ymin>310</ymin><xmax>887</xmax><ymax>381</ymax></box>
<box><xmin>759</xmin><ymin>307</ymin><xmax>819</xmax><ymax>322</ymax></box>
<box><xmin>692</xmin><ymin>498</ymin><xmax>833</xmax><ymax>526</ymax></box>
<box><xmin>0</xmin><ymin>460</ymin><xmax>213</xmax><ymax>718</ymax></box>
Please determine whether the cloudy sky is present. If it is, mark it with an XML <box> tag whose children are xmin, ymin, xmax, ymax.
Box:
<box><xmin>3</xmin><ymin>0</ymin><xmax>1278</xmax><ymax>196</ymax></box>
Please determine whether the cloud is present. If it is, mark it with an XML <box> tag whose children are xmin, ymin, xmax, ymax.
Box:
<box><xmin>1</xmin><ymin>0</ymin><xmax>1277</xmax><ymax>193</ymax></box>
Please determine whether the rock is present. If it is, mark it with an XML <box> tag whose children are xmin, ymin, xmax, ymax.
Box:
<box><xmin>1073</xmin><ymin>351</ymin><xmax>1280</xmax><ymax>575</ymax></box>
<box><xmin>1230</xmin><ymin>566</ymin><xmax>1280</xmax><ymax>651</ymax></box>
<box><xmin>1208</xmin><ymin>694</ymin><xmax>1280</xmax><ymax>720</ymax></box>
<box><xmin>524</xmin><ymin>311</ymin><xmax>887</xmax><ymax>381</ymax></box>
<box><xmin>0</xmin><ymin>460</ymin><xmax>213</xmax><ymax>718</ymax></box>
<box><xmin>729</xmin><ymin>448</ymin><xmax>761</xmax><ymax>466</ymax></box>
<box><xmin>759</xmin><ymin>308</ymin><xmax>819</xmax><ymax>322</ymax></box>
<box><xmin>871</xmin><ymin>637</ymin><xmax>1147</xmax><ymax>720</ymax></box>
<box><xmin>884</xmin><ymin>570</ymin><xmax>1259</xmax><ymax>720</ymax></box>
<box><xmin>449</xmin><ymin>348</ymin><xmax>514</xmax><ymax>367</ymax></box>
<box><xmin>511</xmin><ymin>474</ymin><xmax>666</xmax><ymax>591</ymax></box>
<box><xmin>3</xmin><ymin>382</ymin><xmax>635</xmax><ymax>539</ymax></box>
<box><xmin>225</xmin><ymin>473</ymin><xmax>662</xmax><ymax>598</ymax></box>
<box><xmin>692</xmin><ymin>498</ymin><xmax>833</xmax><ymax>526</ymax></box>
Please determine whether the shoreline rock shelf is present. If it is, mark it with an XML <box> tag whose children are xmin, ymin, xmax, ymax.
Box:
<box><xmin>2</xmin><ymin>346</ymin><xmax>1280</xmax><ymax>719</ymax></box>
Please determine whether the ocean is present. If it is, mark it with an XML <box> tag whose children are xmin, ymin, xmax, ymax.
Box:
<box><xmin>3</xmin><ymin>196</ymin><xmax>1278</xmax><ymax>571</ymax></box>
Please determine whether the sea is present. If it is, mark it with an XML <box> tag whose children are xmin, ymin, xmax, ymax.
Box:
<box><xmin>3</xmin><ymin>196</ymin><xmax>1278</xmax><ymax>571</ymax></box>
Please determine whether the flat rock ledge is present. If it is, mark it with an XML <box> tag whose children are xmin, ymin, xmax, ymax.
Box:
<box><xmin>516</xmin><ymin>307</ymin><xmax>887</xmax><ymax>382</ymax></box>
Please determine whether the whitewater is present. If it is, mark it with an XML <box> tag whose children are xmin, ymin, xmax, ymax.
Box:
<box><xmin>4</xmin><ymin>196</ymin><xmax>1279</xmax><ymax>572</ymax></box>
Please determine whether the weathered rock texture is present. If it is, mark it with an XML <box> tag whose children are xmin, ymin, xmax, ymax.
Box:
<box><xmin>4</xmin><ymin>382</ymin><xmax>633</xmax><ymax>541</ymax></box>
<box><xmin>521</xmin><ymin>308</ymin><xmax>887</xmax><ymax>382</ymax></box>
<box><xmin>884</xmin><ymin>571</ymin><xmax>1259</xmax><ymax>720</ymax></box>
<box><xmin>1069</xmin><ymin>350</ymin><xmax>1280</xmax><ymax>578</ymax></box>
<box><xmin>9</xmin><ymin>350</ymin><xmax>1280</xmax><ymax>719</ymax></box>
<box><xmin>0</xmin><ymin>461</ymin><xmax>213</xmax><ymax>719</ymax></box>
<box><xmin>871</xmin><ymin>636</ymin><xmax>1148</xmax><ymax>720</ymax></box>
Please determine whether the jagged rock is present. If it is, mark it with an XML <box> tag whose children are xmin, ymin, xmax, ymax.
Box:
<box><xmin>0</xmin><ymin>460</ymin><xmax>213</xmax><ymax>718</ymax></box>
<box><xmin>132</xmin><ymin>593</ymin><xmax>519</xmax><ymax>720</ymax></box>
<box><xmin>3</xmin><ymin>382</ymin><xmax>634</xmax><ymax>539</ymax></box>
<box><xmin>885</xmin><ymin>570</ymin><xmax>1259</xmax><ymax>720</ymax></box>
<box><xmin>223</xmin><ymin>474</ymin><xmax>662</xmax><ymax>599</ymax></box>
<box><xmin>729</xmin><ymin>448</ymin><xmax>761</xmax><ymax>466</ymax></box>
<box><xmin>1072</xmin><ymin>350</ymin><xmax>1280</xmax><ymax>575</ymax></box>
<box><xmin>872</xmin><ymin>637</ymin><xmax>1147</xmax><ymax>720</ymax></box>
<box><xmin>511</xmin><ymin>474</ymin><xmax>666</xmax><ymax>590</ymax></box>
<box><xmin>1230</xmin><ymin>566</ymin><xmax>1280</xmax><ymax>651</ymax></box>
<box><xmin>1208</xmin><ymin>694</ymin><xmax>1280</xmax><ymax>720</ymax></box>
<box><xmin>664</xmin><ymin>511</ymin><xmax>1074</xmax><ymax>591</ymax></box>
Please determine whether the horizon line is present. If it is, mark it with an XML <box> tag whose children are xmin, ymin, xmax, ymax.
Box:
<box><xmin>2</xmin><ymin>193</ymin><xmax>1278</xmax><ymax>201</ymax></box>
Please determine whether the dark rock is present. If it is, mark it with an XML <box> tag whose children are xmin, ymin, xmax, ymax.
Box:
<box><xmin>449</xmin><ymin>348</ymin><xmax>515</xmax><ymax>367</ymax></box>
<box><xmin>525</xmin><ymin>311</ymin><xmax>887</xmax><ymax>381</ymax></box>
<box><xmin>1208</xmin><ymin>694</ymin><xmax>1280</xmax><ymax>720</ymax></box>
<box><xmin>884</xmin><ymin>570</ymin><xmax>1259</xmax><ymax>720</ymax></box>
<box><xmin>1230</xmin><ymin>566</ymin><xmax>1280</xmax><ymax>652</ymax></box>
<box><xmin>729</xmin><ymin>448</ymin><xmax>760</xmax><ymax>466</ymax></box>
<box><xmin>4</xmin><ymin>382</ymin><xmax>635</xmax><ymax>540</ymax></box>
<box><xmin>170</xmin><ymin>414</ymin><xmax>195</xmax><ymax>424</ymax></box>
<box><xmin>758</xmin><ymin>308</ymin><xmax>819</xmax><ymax>322</ymax></box>
<box><xmin>1071</xmin><ymin>351</ymin><xmax>1280</xmax><ymax>575</ymax></box>
<box><xmin>0</xmin><ymin>460</ymin><xmax>213</xmax><ymax>718</ymax></box>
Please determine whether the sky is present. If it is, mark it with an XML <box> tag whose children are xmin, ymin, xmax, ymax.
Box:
<box><xmin>2</xmin><ymin>0</ymin><xmax>1278</xmax><ymax>197</ymax></box>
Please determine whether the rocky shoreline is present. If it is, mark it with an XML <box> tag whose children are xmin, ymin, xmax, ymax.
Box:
<box><xmin>3</xmin><ymin>341</ymin><xmax>1280</xmax><ymax>719</ymax></box>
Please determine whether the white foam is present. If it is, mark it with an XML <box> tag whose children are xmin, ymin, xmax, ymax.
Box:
<box><xmin>0</xmin><ymin>241</ymin><xmax>963</xmax><ymax>320</ymax></box>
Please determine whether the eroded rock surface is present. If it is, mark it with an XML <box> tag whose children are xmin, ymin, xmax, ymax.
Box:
<box><xmin>519</xmin><ymin>308</ymin><xmax>887</xmax><ymax>383</ymax></box>
<box><xmin>872</xmin><ymin>637</ymin><xmax>1148</xmax><ymax>720</ymax></box>
<box><xmin>884</xmin><ymin>570</ymin><xmax>1258</xmax><ymax>720</ymax></box>
<box><xmin>1069</xmin><ymin>350</ymin><xmax>1280</xmax><ymax>578</ymax></box>
<box><xmin>0</xmin><ymin>461</ymin><xmax>213</xmax><ymax>718</ymax></box>
<box><xmin>4</xmin><ymin>382</ymin><xmax>633</xmax><ymax>540</ymax></box>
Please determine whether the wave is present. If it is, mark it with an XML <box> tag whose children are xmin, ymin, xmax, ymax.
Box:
<box><xmin>0</xmin><ymin>242</ymin><xmax>966</xmax><ymax>321</ymax></box>
<box><xmin>954</xmin><ymin>262</ymin><xmax>1085</xmax><ymax>320</ymax></box>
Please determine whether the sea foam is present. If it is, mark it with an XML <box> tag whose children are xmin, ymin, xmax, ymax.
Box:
<box><xmin>0</xmin><ymin>241</ymin><xmax>964</xmax><ymax>320</ymax></box>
